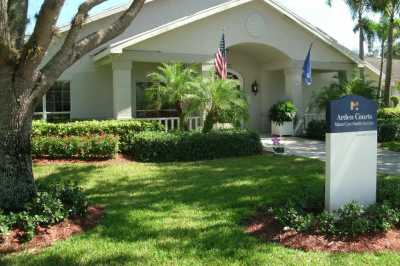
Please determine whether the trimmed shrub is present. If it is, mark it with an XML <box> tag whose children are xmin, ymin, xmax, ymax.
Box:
<box><xmin>121</xmin><ymin>130</ymin><xmax>263</xmax><ymax>162</ymax></box>
<box><xmin>25</xmin><ymin>192</ymin><xmax>65</xmax><ymax>225</ymax></box>
<box><xmin>46</xmin><ymin>182</ymin><xmax>88</xmax><ymax>216</ymax></box>
<box><xmin>273</xmin><ymin>200</ymin><xmax>400</xmax><ymax>238</ymax></box>
<box><xmin>391</xmin><ymin>96</ymin><xmax>400</xmax><ymax>108</ymax></box>
<box><xmin>32</xmin><ymin>120</ymin><xmax>164</xmax><ymax>138</ymax></box>
<box><xmin>378</xmin><ymin>178</ymin><xmax>400</xmax><ymax>209</ymax></box>
<box><xmin>377</xmin><ymin>108</ymin><xmax>400</xmax><ymax>142</ymax></box>
<box><xmin>305</xmin><ymin>120</ymin><xmax>327</xmax><ymax>141</ymax></box>
<box><xmin>378</xmin><ymin>119</ymin><xmax>400</xmax><ymax>142</ymax></box>
<box><xmin>32</xmin><ymin>135</ymin><xmax>118</xmax><ymax>160</ymax></box>
<box><xmin>270</xmin><ymin>176</ymin><xmax>400</xmax><ymax>238</ymax></box>
<box><xmin>378</xmin><ymin>108</ymin><xmax>400</xmax><ymax>120</ymax></box>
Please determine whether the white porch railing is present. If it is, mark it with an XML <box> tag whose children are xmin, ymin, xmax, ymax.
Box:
<box><xmin>141</xmin><ymin>116</ymin><xmax>203</xmax><ymax>132</ymax></box>
<box><xmin>34</xmin><ymin>111</ymin><xmax>71</xmax><ymax>121</ymax></box>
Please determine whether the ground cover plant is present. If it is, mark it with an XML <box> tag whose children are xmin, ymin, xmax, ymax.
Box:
<box><xmin>383</xmin><ymin>141</ymin><xmax>400</xmax><ymax>152</ymax></box>
<box><xmin>0</xmin><ymin>182</ymin><xmax>88</xmax><ymax>244</ymax></box>
<box><xmin>2</xmin><ymin>155</ymin><xmax>400</xmax><ymax>265</ymax></box>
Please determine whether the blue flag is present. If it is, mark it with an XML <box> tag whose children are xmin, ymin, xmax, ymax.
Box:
<box><xmin>303</xmin><ymin>44</ymin><xmax>312</xmax><ymax>86</ymax></box>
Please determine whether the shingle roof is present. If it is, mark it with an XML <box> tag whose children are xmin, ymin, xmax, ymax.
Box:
<box><xmin>366</xmin><ymin>57</ymin><xmax>400</xmax><ymax>84</ymax></box>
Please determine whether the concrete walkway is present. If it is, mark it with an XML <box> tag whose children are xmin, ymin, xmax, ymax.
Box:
<box><xmin>261</xmin><ymin>137</ymin><xmax>400</xmax><ymax>175</ymax></box>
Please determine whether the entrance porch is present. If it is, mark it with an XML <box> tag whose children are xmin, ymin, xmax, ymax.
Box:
<box><xmin>101</xmin><ymin>42</ymin><xmax>353</xmax><ymax>134</ymax></box>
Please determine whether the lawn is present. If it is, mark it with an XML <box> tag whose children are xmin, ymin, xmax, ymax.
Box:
<box><xmin>383</xmin><ymin>141</ymin><xmax>400</xmax><ymax>152</ymax></box>
<box><xmin>1</xmin><ymin>154</ymin><xmax>400</xmax><ymax>265</ymax></box>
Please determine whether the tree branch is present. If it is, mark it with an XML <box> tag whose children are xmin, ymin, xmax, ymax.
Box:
<box><xmin>0</xmin><ymin>0</ymin><xmax>12</xmax><ymax>65</ymax></box>
<box><xmin>34</xmin><ymin>0</ymin><xmax>145</xmax><ymax>99</ymax></box>
<box><xmin>75</xmin><ymin>0</ymin><xmax>145</xmax><ymax>55</ymax></box>
<box><xmin>17</xmin><ymin>0</ymin><xmax>65</xmax><ymax>80</ymax></box>
<box><xmin>0</xmin><ymin>0</ymin><xmax>10</xmax><ymax>45</ymax></box>
<box><xmin>46</xmin><ymin>0</ymin><xmax>108</xmax><ymax>70</ymax></box>
<box><xmin>7</xmin><ymin>0</ymin><xmax>28</xmax><ymax>49</ymax></box>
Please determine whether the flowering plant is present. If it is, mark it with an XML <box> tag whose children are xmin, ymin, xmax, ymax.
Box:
<box><xmin>272</xmin><ymin>135</ymin><xmax>284</xmax><ymax>154</ymax></box>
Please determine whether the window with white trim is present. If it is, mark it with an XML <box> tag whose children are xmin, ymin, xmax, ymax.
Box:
<box><xmin>34</xmin><ymin>81</ymin><xmax>71</xmax><ymax>122</ymax></box>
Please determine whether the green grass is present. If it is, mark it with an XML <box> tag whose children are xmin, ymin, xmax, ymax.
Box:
<box><xmin>1</xmin><ymin>154</ymin><xmax>400</xmax><ymax>265</ymax></box>
<box><xmin>383</xmin><ymin>141</ymin><xmax>400</xmax><ymax>152</ymax></box>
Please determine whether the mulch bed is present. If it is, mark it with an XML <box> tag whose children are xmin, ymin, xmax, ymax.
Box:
<box><xmin>33</xmin><ymin>154</ymin><xmax>135</xmax><ymax>165</ymax></box>
<box><xmin>0</xmin><ymin>205</ymin><xmax>104</xmax><ymax>254</ymax></box>
<box><xmin>245</xmin><ymin>213</ymin><xmax>400</xmax><ymax>253</ymax></box>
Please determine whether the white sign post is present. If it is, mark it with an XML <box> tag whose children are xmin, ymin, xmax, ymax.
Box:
<box><xmin>325</xmin><ymin>95</ymin><xmax>378</xmax><ymax>211</ymax></box>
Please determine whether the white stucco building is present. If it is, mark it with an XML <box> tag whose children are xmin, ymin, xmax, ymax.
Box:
<box><xmin>37</xmin><ymin>0</ymin><xmax>382</xmax><ymax>134</ymax></box>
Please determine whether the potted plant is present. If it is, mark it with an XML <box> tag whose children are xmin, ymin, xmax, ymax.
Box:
<box><xmin>269</xmin><ymin>100</ymin><xmax>297</xmax><ymax>136</ymax></box>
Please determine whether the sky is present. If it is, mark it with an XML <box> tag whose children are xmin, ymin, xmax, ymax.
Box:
<box><xmin>27</xmin><ymin>0</ymin><xmax>367</xmax><ymax>52</ymax></box>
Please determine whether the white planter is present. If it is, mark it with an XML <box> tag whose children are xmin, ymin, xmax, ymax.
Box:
<box><xmin>271</xmin><ymin>121</ymin><xmax>294</xmax><ymax>136</ymax></box>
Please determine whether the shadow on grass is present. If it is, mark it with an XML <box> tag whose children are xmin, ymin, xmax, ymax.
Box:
<box><xmin>3</xmin><ymin>155</ymin><xmax>328</xmax><ymax>265</ymax></box>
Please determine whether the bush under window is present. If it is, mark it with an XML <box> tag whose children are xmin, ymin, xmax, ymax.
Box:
<box><xmin>32</xmin><ymin>120</ymin><xmax>164</xmax><ymax>138</ymax></box>
<box><xmin>32</xmin><ymin>135</ymin><xmax>119</xmax><ymax>160</ymax></box>
<box><xmin>121</xmin><ymin>130</ymin><xmax>263</xmax><ymax>162</ymax></box>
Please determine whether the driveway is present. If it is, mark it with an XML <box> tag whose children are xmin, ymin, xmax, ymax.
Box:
<box><xmin>261</xmin><ymin>137</ymin><xmax>400</xmax><ymax>175</ymax></box>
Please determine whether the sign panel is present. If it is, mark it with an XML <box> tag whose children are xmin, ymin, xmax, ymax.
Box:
<box><xmin>326</xmin><ymin>95</ymin><xmax>377</xmax><ymax>133</ymax></box>
<box><xmin>325</xmin><ymin>95</ymin><xmax>378</xmax><ymax>211</ymax></box>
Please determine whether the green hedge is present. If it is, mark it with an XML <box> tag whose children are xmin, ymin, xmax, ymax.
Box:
<box><xmin>32</xmin><ymin>135</ymin><xmax>119</xmax><ymax>160</ymax></box>
<box><xmin>305</xmin><ymin>120</ymin><xmax>327</xmax><ymax>141</ymax></box>
<box><xmin>378</xmin><ymin>108</ymin><xmax>400</xmax><ymax>120</ymax></box>
<box><xmin>121</xmin><ymin>130</ymin><xmax>263</xmax><ymax>162</ymax></box>
<box><xmin>377</xmin><ymin>108</ymin><xmax>400</xmax><ymax>142</ymax></box>
<box><xmin>378</xmin><ymin>119</ymin><xmax>400</xmax><ymax>142</ymax></box>
<box><xmin>32</xmin><ymin>120</ymin><xmax>164</xmax><ymax>137</ymax></box>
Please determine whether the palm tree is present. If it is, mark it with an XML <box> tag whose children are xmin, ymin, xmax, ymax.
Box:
<box><xmin>371</xmin><ymin>0</ymin><xmax>400</xmax><ymax>106</ymax></box>
<box><xmin>371</xmin><ymin>17</ymin><xmax>390</xmax><ymax>98</ymax></box>
<box><xmin>371</xmin><ymin>17</ymin><xmax>400</xmax><ymax>99</ymax></box>
<box><xmin>327</xmin><ymin>0</ymin><xmax>371</xmax><ymax>79</ymax></box>
<box><xmin>193</xmin><ymin>74</ymin><xmax>249</xmax><ymax>133</ymax></box>
<box><xmin>146</xmin><ymin>63</ymin><xmax>200</xmax><ymax>130</ymax></box>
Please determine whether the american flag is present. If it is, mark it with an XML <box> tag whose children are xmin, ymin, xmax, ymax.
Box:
<box><xmin>214</xmin><ymin>33</ymin><xmax>228</xmax><ymax>79</ymax></box>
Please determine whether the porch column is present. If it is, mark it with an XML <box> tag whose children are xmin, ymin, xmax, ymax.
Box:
<box><xmin>284</xmin><ymin>67</ymin><xmax>304</xmax><ymax>116</ymax></box>
<box><xmin>112</xmin><ymin>61</ymin><xmax>132</xmax><ymax>120</ymax></box>
<box><xmin>284</xmin><ymin>67</ymin><xmax>304</xmax><ymax>134</ymax></box>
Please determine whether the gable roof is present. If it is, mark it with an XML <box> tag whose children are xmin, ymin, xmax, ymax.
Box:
<box><xmin>89</xmin><ymin>0</ymin><xmax>380</xmax><ymax>76</ymax></box>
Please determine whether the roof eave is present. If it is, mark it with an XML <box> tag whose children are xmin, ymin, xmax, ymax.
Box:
<box><xmin>90</xmin><ymin>0</ymin><xmax>381</xmax><ymax>76</ymax></box>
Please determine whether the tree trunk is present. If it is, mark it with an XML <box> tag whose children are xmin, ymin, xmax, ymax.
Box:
<box><xmin>175</xmin><ymin>101</ymin><xmax>187</xmax><ymax>131</ymax></box>
<box><xmin>384</xmin><ymin>15</ymin><xmax>395</xmax><ymax>107</ymax></box>
<box><xmin>358</xmin><ymin>11</ymin><xmax>365</xmax><ymax>81</ymax></box>
<box><xmin>0</xmin><ymin>119</ymin><xmax>36</xmax><ymax>211</ymax></box>
<box><xmin>377</xmin><ymin>38</ymin><xmax>385</xmax><ymax>101</ymax></box>
<box><xmin>202</xmin><ymin>111</ymin><xmax>217</xmax><ymax>133</ymax></box>
<box><xmin>0</xmin><ymin>68</ymin><xmax>37</xmax><ymax>211</ymax></box>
